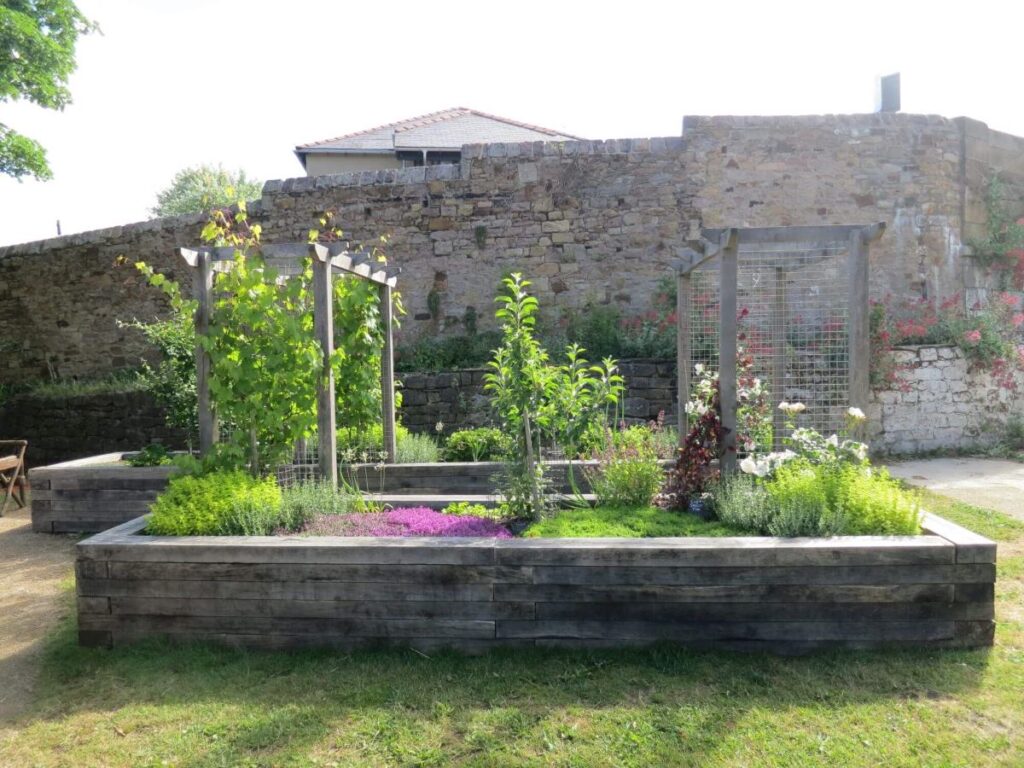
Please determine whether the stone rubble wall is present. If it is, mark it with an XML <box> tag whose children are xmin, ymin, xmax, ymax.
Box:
<box><xmin>4</xmin><ymin>114</ymin><xmax>1022</xmax><ymax>388</ymax></box>
<box><xmin>868</xmin><ymin>345</ymin><xmax>1024</xmax><ymax>454</ymax></box>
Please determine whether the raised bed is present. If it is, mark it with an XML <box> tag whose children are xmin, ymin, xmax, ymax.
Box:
<box><xmin>75</xmin><ymin>512</ymin><xmax>996</xmax><ymax>654</ymax></box>
<box><xmin>30</xmin><ymin>453</ymin><xmax>179</xmax><ymax>533</ymax></box>
<box><xmin>31</xmin><ymin>454</ymin><xmax>657</xmax><ymax>533</ymax></box>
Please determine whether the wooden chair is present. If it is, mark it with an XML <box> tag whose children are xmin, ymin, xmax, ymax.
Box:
<box><xmin>0</xmin><ymin>440</ymin><xmax>28</xmax><ymax>516</ymax></box>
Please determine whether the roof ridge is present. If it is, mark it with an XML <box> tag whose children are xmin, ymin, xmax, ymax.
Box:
<box><xmin>296</xmin><ymin>107</ymin><xmax>583</xmax><ymax>150</ymax></box>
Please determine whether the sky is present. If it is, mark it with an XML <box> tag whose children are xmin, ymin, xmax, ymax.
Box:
<box><xmin>2</xmin><ymin>0</ymin><xmax>1022</xmax><ymax>246</ymax></box>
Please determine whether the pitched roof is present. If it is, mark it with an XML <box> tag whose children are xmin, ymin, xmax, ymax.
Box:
<box><xmin>295</xmin><ymin>107</ymin><xmax>584</xmax><ymax>154</ymax></box>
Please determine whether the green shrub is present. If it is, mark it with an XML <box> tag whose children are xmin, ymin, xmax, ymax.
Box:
<box><xmin>719</xmin><ymin>460</ymin><xmax>921</xmax><ymax>537</ymax></box>
<box><xmin>125</xmin><ymin>443</ymin><xmax>173</xmax><ymax>467</ymax></box>
<box><xmin>442</xmin><ymin>501</ymin><xmax>506</xmax><ymax>521</ymax></box>
<box><xmin>585</xmin><ymin>444</ymin><xmax>664</xmax><ymax>508</ymax></box>
<box><xmin>442</xmin><ymin>428</ymin><xmax>512</xmax><ymax>462</ymax></box>
<box><xmin>609</xmin><ymin>423</ymin><xmax>678</xmax><ymax>460</ymax></box>
<box><xmin>395</xmin><ymin>331</ymin><xmax>502</xmax><ymax>372</ymax></box>
<box><xmin>396</xmin><ymin>431</ymin><xmax>440</xmax><ymax>463</ymax></box>
<box><xmin>712</xmin><ymin>474</ymin><xmax>776</xmax><ymax>533</ymax></box>
<box><xmin>834</xmin><ymin>466</ymin><xmax>921</xmax><ymax>535</ymax></box>
<box><xmin>280</xmin><ymin>480</ymin><xmax>353</xmax><ymax>520</ymax></box>
<box><xmin>146</xmin><ymin>471</ymin><xmax>284</xmax><ymax>536</ymax></box>
<box><xmin>337</xmin><ymin>423</ymin><xmax>411</xmax><ymax>461</ymax></box>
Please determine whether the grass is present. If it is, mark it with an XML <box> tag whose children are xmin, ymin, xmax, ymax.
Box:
<box><xmin>2</xmin><ymin>497</ymin><xmax>1022</xmax><ymax>766</ymax></box>
<box><xmin>523</xmin><ymin>506</ymin><xmax>747</xmax><ymax>538</ymax></box>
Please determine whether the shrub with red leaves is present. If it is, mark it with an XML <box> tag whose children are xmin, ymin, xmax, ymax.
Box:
<box><xmin>660</xmin><ymin>387</ymin><xmax>725</xmax><ymax>511</ymax></box>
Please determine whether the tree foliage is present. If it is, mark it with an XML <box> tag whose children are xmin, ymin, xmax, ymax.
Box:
<box><xmin>151</xmin><ymin>164</ymin><xmax>262</xmax><ymax>218</ymax></box>
<box><xmin>0</xmin><ymin>0</ymin><xmax>97</xmax><ymax>180</ymax></box>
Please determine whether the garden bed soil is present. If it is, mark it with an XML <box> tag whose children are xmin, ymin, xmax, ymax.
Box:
<box><xmin>75</xmin><ymin>512</ymin><xmax>995</xmax><ymax>654</ymax></box>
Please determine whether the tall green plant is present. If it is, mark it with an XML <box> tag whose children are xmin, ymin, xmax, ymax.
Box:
<box><xmin>121</xmin><ymin>265</ymin><xmax>199</xmax><ymax>447</ymax></box>
<box><xmin>484</xmin><ymin>274</ymin><xmax>551</xmax><ymax>517</ymax></box>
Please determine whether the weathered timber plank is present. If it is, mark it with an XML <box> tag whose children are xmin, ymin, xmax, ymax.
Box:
<box><xmin>494</xmin><ymin>583</ymin><xmax>954</xmax><ymax>604</ymax></box>
<box><xmin>78</xmin><ymin>630</ymin><xmax>112</xmax><ymax>648</ymax></box>
<box><xmin>496</xmin><ymin>619</ymin><xmax>957</xmax><ymax>642</ymax></box>
<box><xmin>106</xmin><ymin>562</ymin><xmax>532</xmax><ymax>585</ymax></box>
<box><xmin>105</xmin><ymin>630</ymin><xmax>529</xmax><ymax>654</ymax></box>
<box><xmin>75</xmin><ymin>560</ymin><xmax>107</xmax><ymax>580</ymax></box>
<box><xmin>81</xmin><ymin>614</ymin><xmax>496</xmax><ymax>639</ymax></box>
<box><xmin>529</xmin><ymin>563</ymin><xmax>994</xmax><ymax>586</ymax></box>
<box><xmin>922</xmin><ymin>513</ymin><xmax>997</xmax><ymax>564</ymax></box>
<box><xmin>535</xmin><ymin>600</ymin><xmax>992</xmax><ymax>622</ymax></box>
<box><xmin>50</xmin><ymin>489</ymin><xmax>163</xmax><ymax>502</ymax></box>
<box><xmin>78</xmin><ymin>577</ymin><xmax>493</xmax><ymax>602</ymax></box>
<box><xmin>109</xmin><ymin>597</ymin><xmax>535</xmax><ymax>621</ymax></box>
<box><xmin>494</xmin><ymin>537</ymin><xmax>954</xmax><ymax>567</ymax></box>
<box><xmin>77</xmin><ymin>596</ymin><xmax>110</xmax><ymax>615</ymax></box>
<box><xmin>955</xmin><ymin>583</ymin><xmax>995</xmax><ymax>603</ymax></box>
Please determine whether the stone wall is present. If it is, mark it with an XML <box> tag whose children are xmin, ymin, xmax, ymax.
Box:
<box><xmin>868</xmin><ymin>345</ymin><xmax>1024</xmax><ymax>454</ymax></box>
<box><xmin>4</xmin><ymin>113</ymin><xmax>1023</xmax><ymax>388</ymax></box>
<box><xmin>0</xmin><ymin>390</ymin><xmax>187</xmax><ymax>468</ymax></box>
<box><xmin>400</xmin><ymin>359</ymin><xmax>677</xmax><ymax>434</ymax></box>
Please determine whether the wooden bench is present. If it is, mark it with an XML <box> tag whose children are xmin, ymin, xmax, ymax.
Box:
<box><xmin>0</xmin><ymin>440</ymin><xmax>27</xmax><ymax>516</ymax></box>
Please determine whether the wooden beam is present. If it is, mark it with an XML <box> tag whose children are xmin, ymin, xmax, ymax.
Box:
<box><xmin>193</xmin><ymin>250</ymin><xmax>217</xmax><ymax>456</ymax></box>
<box><xmin>327</xmin><ymin>244</ymin><xmax>399</xmax><ymax>286</ymax></box>
<box><xmin>676</xmin><ymin>270</ymin><xmax>691</xmax><ymax>443</ymax></box>
<box><xmin>312</xmin><ymin>255</ymin><xmax>338</xmax><ymax>488</ymax></box>
<box><xmin>718</xmin><ymin>229</ymin><xmax>738</xmax><ymax>473</ymax></box>
<box><xmin>380</xmin><ymin>284</ymin><xmax>398</xmax><ymax>463</ymax></box>
<box><xmin>848</xmin><ymin>229</ymin><xmax>870</xmax><ymax>438</ymax></box>
<box><xmin>702</xmin><ymin>224</ymin><xmax>878</xmax><ymax>246</ymax></box>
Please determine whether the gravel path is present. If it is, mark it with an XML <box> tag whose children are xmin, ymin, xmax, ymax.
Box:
<box><xmin>887</xmin><ymin>458</ymin><xmax>1024</xmax><ymax>521</ymax></box>
<box><xmin>0</xmin><ymin>506</ymin><xmax>77</xmax><ymax>726</ymax></box>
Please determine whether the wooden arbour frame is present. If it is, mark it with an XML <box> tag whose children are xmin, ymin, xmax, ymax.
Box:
<box><xmin>675</xmin><ymin>223</ymin><xmax>885</xmax><ymax>473</ymax></box>
<box><xmin>178</xmin><ymin>242</ymin><xmax>400</xmax><ymax>487</ymax></box>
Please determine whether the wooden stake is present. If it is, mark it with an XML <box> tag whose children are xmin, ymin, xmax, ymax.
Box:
<box><xmin>313</xmin><ymin>254</ymin><xmax>337</xmax><ymax>487</ymax></box>
<box><xmin>380</xmin><ymin>283</ymin><xmax>397</xmax><ymax>463</ymax></box>
<box><xmin>848</xmin><ymin>228</ymin><xmax>870</xmax><ymax>439</ymax></box>
<box><xmin>193</xmin><ymin>249</ymin><xmax>217</xmax><ymax>456</ymax></box>
<box><xmin>676</xmin><ymin>270</ymin><xmax>692</xmax><ymax>445</ymax></box>
<box><xmin>718</xmin><ymin>229</ymin><xmax>739</xmax><ymax>473</ymax></box>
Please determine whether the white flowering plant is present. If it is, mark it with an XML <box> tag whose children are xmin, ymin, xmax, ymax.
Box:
<box><xmin>738</xmin><ymin>402</ymin><xmax>869</xmax><ymax>478</ymax></box>
<box><xmin>684</xmin><ymin>350</ymin><xmax>772</xmax><ymax>454</ymax></box>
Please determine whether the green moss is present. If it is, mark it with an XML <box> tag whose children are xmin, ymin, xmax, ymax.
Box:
<box><xmin>523</xmin><ymin>505</ymin><xmax>743</xmax><ymax>538</ymax></box>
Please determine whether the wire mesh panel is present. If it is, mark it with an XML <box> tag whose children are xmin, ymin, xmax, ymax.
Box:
<box><xmin>682</xmin><ymin>232</ymin><xmax>861</xmax><ymax>456</ymax></box>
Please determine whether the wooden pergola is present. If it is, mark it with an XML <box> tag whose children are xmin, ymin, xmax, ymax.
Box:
<box><xmin>178</xmin><ymin>242</ymin><xmax>400</xmax><ymax>487</ymax></box>
<box><xmin>676</xmin><ymin>224</ymin><xmax>885</xmax><ymax>473</ymax></box>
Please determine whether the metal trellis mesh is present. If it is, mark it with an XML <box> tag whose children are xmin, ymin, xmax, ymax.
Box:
<box><xmin>687</xmin><ymin>244</ymin><xmax>851</xmax><ymax>453</ymax></box>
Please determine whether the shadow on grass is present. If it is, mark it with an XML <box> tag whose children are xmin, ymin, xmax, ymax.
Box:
<box><xmin>11</xmin><ymin>596</ymin><xmax>996</xmax><ymax>767</ymax></box>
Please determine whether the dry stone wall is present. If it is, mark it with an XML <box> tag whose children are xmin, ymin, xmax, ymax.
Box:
<box><xmin>2</xmin><ymin>113</ymin><xmax>1023</xmax><ymax>454</ymax></box>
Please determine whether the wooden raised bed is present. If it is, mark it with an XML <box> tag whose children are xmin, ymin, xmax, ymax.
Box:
<box><xmin>30</xmin><ymin>453</ymin><xmax>179</xmax><ymax>534</ymax></box>
<box><xmin>76</xmin><ymin>512</ymin><xmax>995</xmax><ymax>654</ymax></box>
<box><xmin>32</xmin><ymin>454</ymin><xmax>660</xmax><ymax>533</ymax></box>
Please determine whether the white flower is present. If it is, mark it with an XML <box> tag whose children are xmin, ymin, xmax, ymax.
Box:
<box><xmin>846</xmin><ymin>407</ymin><xmax>866</xmax><ymax>422</ymax></box>
<box><xmin>435</xmin><ymin>421</ymin><xmax>444</xmax><ymax>433</ymax></box>
<box><xmin>825</xmin><ymin>434</ymin><xmax>839</xmax><ymax>448</ymax></box>
<box><xmin>694</xmin><ymin>363</ymin><xmax>705</xmax><ymax>375</ymax></box>
<box><xmin>739</xmin><ymin>456</ymin><xmax>760</xmax><ymax>475</ymax></box>
<box><xmin>778</xmin><ymin>401</ymin><xmax>806</xmax><ymax>415</ymax></box>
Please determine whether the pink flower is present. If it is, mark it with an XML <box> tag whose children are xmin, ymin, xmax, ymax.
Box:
<box><xmin>1013</xmin><ymin>313</ymin><xmax>1024</xmax><ymax>328</ymax></box>
<box><xmin>963</xmin><ymin>329</ymin><xmax>982</xmax><ymax>344</ymax></box>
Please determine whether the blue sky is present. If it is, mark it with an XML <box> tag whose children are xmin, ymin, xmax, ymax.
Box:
<box><xmin>1</xmin><ymin>0</ymin><xmax>1020</xmax><ymax>246</ymax></box>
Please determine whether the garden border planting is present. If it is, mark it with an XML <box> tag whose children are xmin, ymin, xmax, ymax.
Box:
<box><xmin>76</xmin><ymin>512</ymin><xmax>995</xmax><ymax>654</ymax></box>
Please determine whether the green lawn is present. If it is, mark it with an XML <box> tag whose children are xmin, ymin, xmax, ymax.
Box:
<box><xmin>2</xmin><ymin>497</ymin><xmax>1022</xmax><ymax>767</ymax></box>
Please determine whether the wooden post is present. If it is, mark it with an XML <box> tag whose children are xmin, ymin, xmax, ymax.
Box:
<box><xmin>771</xmin><ymin>267</ymin><xmax>787</xmax><ymax>451</ymax></box>
<box><xmin>193</xmin><ymin>249</ymin><xmax>217</xmax><ymax>456</ymax></box>
<box><xmin>380</xmin><ymin>283</ymin><xmax>398</xmax><ymax>463</ymax></box>
<box><xmin>718</xmin><ymin>230</ymin><xmax>738</xmax><ymax>473</ymax></box>
<box><xmin>848</xmin><ymin>228</ymin><xmax>870</xmax><ymax>439</ymax></box>
<box><xmin>313</xmin><ymin>253</ymin><xmax>338</xmax><ymax>487</ymax></box>
<box><xmin>676</xmin><ymin>270</ymin><xmax>691</xmax><ymax>445</ymax></box>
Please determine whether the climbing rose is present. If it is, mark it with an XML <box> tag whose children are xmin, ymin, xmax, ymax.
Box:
<box><xmin>963</xmin><ymin>329</ymin><xmax>982</xmax><ymax>344</ymax></box>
